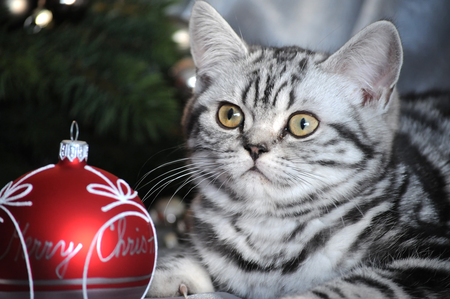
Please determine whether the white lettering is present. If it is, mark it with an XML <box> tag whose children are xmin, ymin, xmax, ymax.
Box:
<box><xmin>0</xmin><ymin>222</ymin><xmax>83</xmax><ymax>279</ymax></box>
<box><xmin>97</xmin><ymin>217</ymin><xmax>155</xmax><ymax>263</ymax></box>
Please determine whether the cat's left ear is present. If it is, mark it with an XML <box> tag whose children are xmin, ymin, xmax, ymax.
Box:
<box><xmin>189</xmin><ymin>1</ymin><xmax>248</xmax><ymax>71</ymax></box>
<box><xmin>322</xmin><ymin>21</ymin><xmax>403</xmax><ymax>105</ymax></box>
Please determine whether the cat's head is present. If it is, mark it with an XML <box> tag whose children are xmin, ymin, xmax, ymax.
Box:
<box><xmin>183</xmin><ymin>1</ymin><xmax>403</xmax><ymax>215</ymax></box>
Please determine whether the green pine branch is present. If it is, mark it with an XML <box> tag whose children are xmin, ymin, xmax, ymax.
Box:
<box><xmin>0</xmin><ymin>0</ymin><xmax>186</xmax><ymax>190</ymax></box>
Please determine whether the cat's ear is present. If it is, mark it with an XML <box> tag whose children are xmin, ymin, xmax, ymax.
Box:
<box><xmin>189</xmin><ymin>1</ymin><xmax>248</xmax><ymax>70</ymax></box>
<box><xmin>322</xmin><ymin>21</ymin><xmax>403</xmax><ymax>105</ymax></box>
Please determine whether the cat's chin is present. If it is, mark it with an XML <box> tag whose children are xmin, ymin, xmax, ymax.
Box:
<box><xmin>237</xmin><ymin>167</ymin><xmax>295</xmax><ymax>201</ymax></box>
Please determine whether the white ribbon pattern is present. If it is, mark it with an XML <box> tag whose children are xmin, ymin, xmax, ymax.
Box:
<box><xmin>83</xmin><ymin>165</ymin><xmax>156</xmax><ymax>299</ymax></box>
<box><xmin>0</xmin><ymin>164</ymin><xmax>56</xmax><ymax>299</ymax></box>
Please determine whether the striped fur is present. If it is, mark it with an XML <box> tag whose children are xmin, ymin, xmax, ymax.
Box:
<box><xmin>147</xmin><ymin>2</ymin><xmax>450</xmax><ymax>298</ymax></box>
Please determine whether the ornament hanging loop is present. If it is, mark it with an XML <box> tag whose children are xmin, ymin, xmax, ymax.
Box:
<box><xmin>60</xmin><ymin>121</ymin><xmax>88</xmax><ymax>162</ymax></box>
<box><xmin>70</xmin><ymin>121</ymin><xmax>79</xmax><ymax>141</ymax></box>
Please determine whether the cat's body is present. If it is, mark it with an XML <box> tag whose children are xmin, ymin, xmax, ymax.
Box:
<box><xmin>148</xmin><ymin>2</ymin><xmax>450</xmax><ymax>298</ymax></box>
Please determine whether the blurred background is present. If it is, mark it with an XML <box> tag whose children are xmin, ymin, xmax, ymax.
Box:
<box><xmin>1</xmin><ymin>0</ymin><xmax>449</xmax><ymax>249</ymax></box>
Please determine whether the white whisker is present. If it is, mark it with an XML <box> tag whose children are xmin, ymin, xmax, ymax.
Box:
<box><xmin>162</xmin><ymin>169</ymin><xmax>222</xmax><ymax>217</ymax></box>
<box><xmin>135</xmin><ymin>158</ymin><xmax>191</xmax><ymax>189</ymax></box>
<box><xmin>180</xmin><ymin>170</ymin><xmax>229</xmax><ymax>204</ymax></box>
<box><xmin>140</xmin><ymin>156</ymin><xmax>223</xmax><ymax>204</ymax></box>
<box><xmin>138</xmin><ymin>160</ymin><xmax>218</xmax><ymax>191</ymax></box>
<box><xmin>143</xmin><ymin>170</ymin><xmax>197</xmax><ymax>203</ymax></box>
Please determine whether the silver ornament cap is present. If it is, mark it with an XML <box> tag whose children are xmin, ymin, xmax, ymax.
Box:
<box><xmin>59</xmin><ymin>121</ymin><xmax>89</xmax><ymax>162</ymax></box>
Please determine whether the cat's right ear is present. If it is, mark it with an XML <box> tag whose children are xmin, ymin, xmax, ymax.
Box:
<box><xmin>189</xmin><ymin>1</ymin><xmax>248</xmax><ymax>70</ymax></box>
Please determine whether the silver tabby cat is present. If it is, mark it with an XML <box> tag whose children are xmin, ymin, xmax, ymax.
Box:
<box><xmin>148</xmin><ymin>1</ymin><xmax>450</xmax><ymax>298</ymax></box>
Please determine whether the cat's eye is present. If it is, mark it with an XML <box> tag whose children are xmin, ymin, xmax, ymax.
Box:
<box><xmin>287</xmin><ymin>113</ymin><xmax>319</xmax><ymax>137</ymax></box>
<box><xmin>217</xmin><ymin>104</ymin><xmax>244</xmax><ymax>129</ymax></box>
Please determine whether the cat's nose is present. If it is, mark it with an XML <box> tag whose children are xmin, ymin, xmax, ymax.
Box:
<box><xmin>244</xmin><ymin>143</ymin><xmax>268</xmax><ymax>161</ymax></box>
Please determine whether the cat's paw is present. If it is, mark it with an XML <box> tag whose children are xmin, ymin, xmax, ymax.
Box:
<box><xmin>147</xmin><ymin>254</ymin><xmax>214</xmax><ymax>297</ymax></box>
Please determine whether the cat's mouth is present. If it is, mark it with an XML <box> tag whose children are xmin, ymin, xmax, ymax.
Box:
<box><xmin>245</xmin><ymin>166</ymin><xmax>270</xmax><ymax>182</ymax></box>
<box><xmin>249</xmin><ymin>166</ymin><xmax>259</xmax><ymax>172</ymax></box>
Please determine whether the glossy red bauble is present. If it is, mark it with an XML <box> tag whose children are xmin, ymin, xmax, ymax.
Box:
<box><xmin>0</xmin><ymin>137</ymin><xmax>157</xmax><ymax>299</ymax></box>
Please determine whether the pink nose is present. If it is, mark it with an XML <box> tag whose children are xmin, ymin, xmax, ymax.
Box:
<box><xmin>244</xmin><ymin>143</ymin><xmax>268</xmax><ymax>161</ymax></box>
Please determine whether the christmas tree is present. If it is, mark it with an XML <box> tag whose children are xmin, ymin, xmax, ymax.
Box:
<box><xmin>0</xmin><ymin>0</ymin><xmax>188</xmax><ymax>202</ymax></box>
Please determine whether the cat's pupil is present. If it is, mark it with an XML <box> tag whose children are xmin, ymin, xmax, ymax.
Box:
<box><xmin>227</xmin><ymin>108</ymin><xmax>234</xmax><ymax>120</ymax></box>
<box><xmin>300</xmin><ymin>118</ymin><xmax>309</xmax><ymax>130</ymax></box>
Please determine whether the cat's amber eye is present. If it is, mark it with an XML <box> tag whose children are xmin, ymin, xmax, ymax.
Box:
<box><xmin>217</xmin><ymin>104</ymin><xmax>244</xmax><ymax>129</ymax></box>
<box><xmin>288</xmin><ymin>113</ymin><xmax>319</xmax><ymax>137</ymax></box>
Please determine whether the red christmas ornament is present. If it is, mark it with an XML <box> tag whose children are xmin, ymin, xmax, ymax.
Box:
<box><xmin>0</xmin><ymin>122</ymin><xmax>157</xmax><ymax>299</ymax></box>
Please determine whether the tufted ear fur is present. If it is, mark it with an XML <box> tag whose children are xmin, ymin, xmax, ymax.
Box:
<box><xmin>189</xmin><ymin>1</ymin><xmax>248</xmax><ymax>71</ymax></box>
<box><xmin>322</xmin><ymin>21</ymin><xmax>403</xmax><ymax>105</ymax></box>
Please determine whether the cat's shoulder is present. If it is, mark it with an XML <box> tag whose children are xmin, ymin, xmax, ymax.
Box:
<box><xmin>401</xmin><ymin>90</ymin><xmax>450</xmax><ymax>112</ymax></box>
<box><xmin>396</xmin><ymin>89</ymin><xmax>450</xmax><ymax>168</ymax></box>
